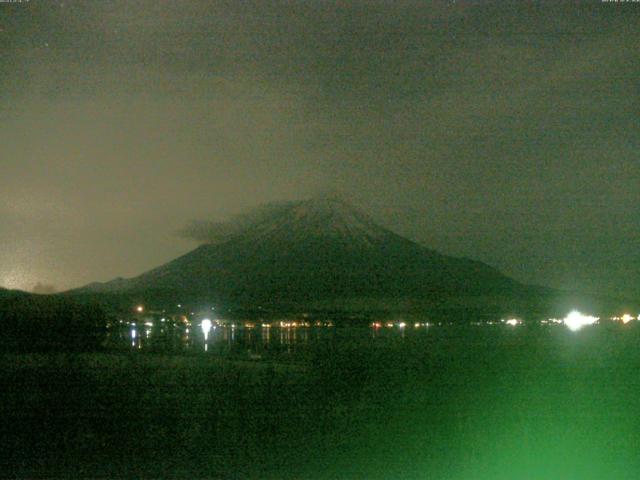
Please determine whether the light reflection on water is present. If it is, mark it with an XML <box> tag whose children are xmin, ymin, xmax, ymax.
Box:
<box><xmin>107</xmin><ymin>320</ymin><xmax>603</xmax><ymax>360</ymax></box>
<box><xmin>106</xmin><ymin>322</ymin><xmax>432</xmax><ymax>358</ymax></box>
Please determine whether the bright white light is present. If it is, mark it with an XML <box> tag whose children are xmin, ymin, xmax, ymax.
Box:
<box><xmin>564</xmin><ymin>311</ymin><xmax>599</xmax><ymax>331</ymax></box>
<box><xmin>505</xmin><ymin>319</ymin><xmax>520</xmax><ymax>327</ymax></box>
<box><xmin>136</xmin><ymin>305</ymin><xmax>144</xmax><ymax>313</ymax></box>
<box><xmin>398</xmin><ymin>322</ymin><xmax>406</xmax><ymax>328</ymax></box>
<box><xmin>201</xmin><ymin>318</ymin><xmax>212</xmax><ymax>341</ymax></box>
<box><xmin>621</xmin><ymin>314</ymin><xmax>634</xmax><ymax>324</ymax></box>
<box><xmin>131</xmin><ymin>328</ymin><xmax>137</xmax><ymax>339</ymax></box>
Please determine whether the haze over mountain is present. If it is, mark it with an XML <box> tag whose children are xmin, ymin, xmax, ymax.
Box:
<box><xmin>74</xmin><ymin>198</ymin><xmax>544</xmax><ymax>311</ymax></box>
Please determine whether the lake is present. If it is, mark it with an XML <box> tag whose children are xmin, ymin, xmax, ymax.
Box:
<box><xmin>105</xmin><ymin>320</ymin><xmax>541</xmax><ymax>360</ymax></box>
<box><xmin>2</xmin><ymin>322</ymin><xmax>640</xmax><ymax>479</ymax></box>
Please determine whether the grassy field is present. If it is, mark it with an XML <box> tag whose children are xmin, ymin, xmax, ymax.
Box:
<box><xmin>2</xmin><ymin>324</ymin><xmax>640</xmax><ymax>479</ymax></box>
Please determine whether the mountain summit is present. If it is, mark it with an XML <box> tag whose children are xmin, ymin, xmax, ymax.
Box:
<box><xmin>220</xmin><ymin>198</ymin><xmax>390</xmax><ymax>247</ymax></box>
<box><xmin>78</xmin><ymin>198</ymin><xmax>525</xmax><ymax>307</ymax></box>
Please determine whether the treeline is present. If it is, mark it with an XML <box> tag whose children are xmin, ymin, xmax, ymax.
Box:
<box><xmin>0</xmin><ymin>292</ymin><xmax>107</xmax><ymax>352</ymax></box>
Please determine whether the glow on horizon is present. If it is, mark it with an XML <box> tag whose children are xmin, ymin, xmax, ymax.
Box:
<box><xmin>564</xmin><ymin>311</ymin><xmax>599</xmax><ymax>331</ymax></box>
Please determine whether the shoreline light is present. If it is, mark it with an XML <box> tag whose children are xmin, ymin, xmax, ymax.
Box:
<box><xmin>201</xmin><ymin>318</ymin><xmax>212</xmax><ymax>341</ymax></box>
<box><xmin>564</xmin><ymin>310</ymin><xmax>599</xmax><ymax>331</ymax></box>
<box><xmin>621</xmin><ymin>314</ymin><xmax>634</xmax><ymax>324</ymax></box>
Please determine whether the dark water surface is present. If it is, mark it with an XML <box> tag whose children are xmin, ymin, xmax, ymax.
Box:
<box><xmin>2</xmin><ymin>324</ymin><xmax>640</xmax><ymax>479</ymax></box>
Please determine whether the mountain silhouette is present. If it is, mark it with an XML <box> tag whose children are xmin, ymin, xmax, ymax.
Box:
<box><xmin>76</xmin><ymin>198</ymin><xmax>530</xmax><ymax>309</ymax></box>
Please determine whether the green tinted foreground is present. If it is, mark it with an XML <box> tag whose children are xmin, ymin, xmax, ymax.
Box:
<box><xmin>1</xmin><ymin>325</ymin><xmax>639</xmax><ymax>479</ymax></box>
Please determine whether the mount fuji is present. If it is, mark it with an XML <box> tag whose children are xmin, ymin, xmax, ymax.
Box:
<box><xmin>74</xmin><ymin>198</ymin><xmax>536</xmax><ymax>312</ymax></box>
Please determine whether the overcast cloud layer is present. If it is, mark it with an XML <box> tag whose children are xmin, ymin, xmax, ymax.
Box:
<box><xmin>1</xmin><ymin>1</ymin><xmax>639</xmax><ymax>298</ymax></box>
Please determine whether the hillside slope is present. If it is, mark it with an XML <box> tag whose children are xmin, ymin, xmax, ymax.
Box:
<box><xmin>76</xmin><ymin>198</ymin><xmax>528</xmax><ymax>308</ymax></box>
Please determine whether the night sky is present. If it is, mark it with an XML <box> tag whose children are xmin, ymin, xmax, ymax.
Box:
<box><xmin>1</xmin><ymin>1</ymin><xmax>638</xmax><ymax>298</ymax></box>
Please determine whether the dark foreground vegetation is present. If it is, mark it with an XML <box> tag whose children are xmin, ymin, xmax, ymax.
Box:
<box><xmin>0</xmin><ymin>293</ymin><xmax>106</xmax><ymax>352</ymax></box>
<box><xmin>2</xmin><ymin>324</ymin><xmax>640</xmax><ymax>479</ymax></box>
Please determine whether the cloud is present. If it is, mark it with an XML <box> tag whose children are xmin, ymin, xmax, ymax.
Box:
<box><xmin>178</xmin><ymin>201</ymin><xmax>299</xmax><ymax>244</ymax></box>
<box><xmin>1</xmin><ymin>0</ymin><xmax>638</xmax><ymax>298</ymax></box>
